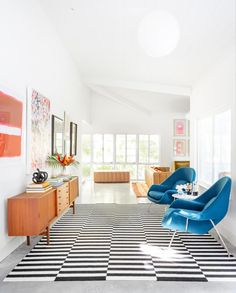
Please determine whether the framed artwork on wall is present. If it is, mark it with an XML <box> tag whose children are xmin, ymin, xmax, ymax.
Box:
<box><xmin>52</xmin><ymin>115</ymin><xmax>64</xmax><ymax>155</ymax></box>
<box><xmin>64</xmin><ymin>111</ymin><xmax>70</xmax><ymax>155</ymax></box>
<box><xmin>70</xmin><ymin>122</ymin><xmax>77</xmax><ymax>156</ymax></box>
<box><xmin>27</xmin><ymin>88</ymin><xmax>50</xmax><ymax>173</ymax></box>
<box><xmin>174</xmin><ymin>119</ymin><xmax>186</xmax><ymax>136</ymax></box>
<box><xmin>173</xmin><ymin>139</ymin><xmax>186</xmax><ymax>157</ymax></box>
<box><xmin>0</xmin><ymin>89</ymin><xmax>23</xmax><ymax>158</ymax></box>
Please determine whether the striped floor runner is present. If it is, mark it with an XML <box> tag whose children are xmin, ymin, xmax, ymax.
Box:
<box><xmin>4</xmin><ymin>204</ymin><xmax>236</xmax><ymax>282</ymax></box>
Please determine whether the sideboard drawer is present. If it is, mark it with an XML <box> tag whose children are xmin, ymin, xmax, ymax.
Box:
<box><xmin>57</xmin><ymin>182</ymin><xmax>70</xmax><ymax>215</ymax></box>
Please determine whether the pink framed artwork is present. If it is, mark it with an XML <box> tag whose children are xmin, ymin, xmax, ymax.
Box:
<box><xmin>174</xmin><ymin>119</ymin><xmax>186</xmax><ymax>136</ymax></box>
<box><xmin>173</xmin><ymin>139</ymin><xmax>186</xmax><ymax>157</ymax></box>
<box><xmin>0</xmin><ymin>90</ymin><xmax>23</xmax><ymax>157</ymax></box>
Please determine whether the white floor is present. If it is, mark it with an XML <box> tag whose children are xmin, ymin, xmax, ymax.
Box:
<box><xmin>77</xmin><ymin>179</ymin><xmax>149</xmax><ymax>204</ymax></box>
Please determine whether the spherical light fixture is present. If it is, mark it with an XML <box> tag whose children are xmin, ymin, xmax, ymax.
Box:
<box><xmin>137</xmin><ymin>10</ymin><xmax>180</xmax><ymax>58</ymax></box>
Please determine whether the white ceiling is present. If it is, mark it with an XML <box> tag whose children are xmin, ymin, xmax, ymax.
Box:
<box><xmin>39</xmin><ymin>0</ymin><xmax>235</xmax><ymax>108</ymax></box>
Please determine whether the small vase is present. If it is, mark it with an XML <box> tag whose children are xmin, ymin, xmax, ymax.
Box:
<box><xmin>51</xmin><ymin>168</ymin><xmax>60</xmax><ymax>178</ymax></box>
<box><xmin>62</xmin><ymin>166</ymin><xmax>70</xmax><ymax>176</ymax></box>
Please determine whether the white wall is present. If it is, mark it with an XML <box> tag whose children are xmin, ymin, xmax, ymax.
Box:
<box><xmin>0</xmin><ymin>0</ymin><xmax>90</xmax><ymax>261</ymax></box>
<box><xmin>91</xmin><ymin>91</ymin><xmax>189</xmax><ymax>167</ymax></box>
<box><xmin>190</xmin><ymin>45</ymin><xmax>236</xmax><ymax>244</ymax></box>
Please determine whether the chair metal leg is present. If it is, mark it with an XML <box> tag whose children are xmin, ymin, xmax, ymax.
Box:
<box><xmin>148</xmin><ymin>202</ymin><xmax>152</xmax><ymax>212</ymax></box>
<box><xmin>169</xmin><ymin>231</ymin><xmax>176</xmax><ymax>248</ymax></box>
<box><xmin>210</xmin><ymin>219</ymin><xmax>231</xmax><ymax>257</ymax></box>
<box><xmin>185</xmin><ymin>218</ymin><xmax>189</xmax><ymax>232</ymax></box>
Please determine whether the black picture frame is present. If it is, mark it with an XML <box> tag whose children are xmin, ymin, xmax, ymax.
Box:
<box><xmin>51</xmin><ymin>115</ymin><xmax>64</xmax><ymax>155</ymax></box>
<box><xmin>70</xmin><ymin>122</ymin><xmax>77</xmax><ymax>156</ymax></box>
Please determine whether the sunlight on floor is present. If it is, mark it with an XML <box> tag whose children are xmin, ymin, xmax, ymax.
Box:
<box><xmin>140</xmin><ymin>244</ymin><xmax>186</xmax><ymax>261</ymax></box>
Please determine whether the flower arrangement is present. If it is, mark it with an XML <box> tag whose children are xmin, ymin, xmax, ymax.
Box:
<box><xmin>46</xmin><ymin>154</ymin><xmax>80</xmax><ymax>169</ymax></box>
<box><xmin>176</xmin><ymin>183</ymin><xmax>192</xmax><ymax>195</ymax></box>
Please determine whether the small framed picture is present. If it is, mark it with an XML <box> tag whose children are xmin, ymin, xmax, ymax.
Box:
<box><xmin>51</xmin><ymin>115</ymin><xmax>64</xmax><ymax>155</ymax></box>
<box><xmin>173</xmin><ymin>139</ymin><xmax>186</xmax><ymax>157</ymax></box>
<box><xmin>70</xmin><ymin>122</ymin><xmax>77</xmax><ymax>156</ymax></box>
<box><xmin>174</xmin><ymin>119</ymin><xmax>186</xmax><ymax>136</ymax></box>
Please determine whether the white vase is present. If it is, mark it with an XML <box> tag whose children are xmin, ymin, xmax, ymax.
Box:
<box><xmin>62</xmin><ymin>166</ymin><xmax>70</xmax><ymax>176</ymax></box>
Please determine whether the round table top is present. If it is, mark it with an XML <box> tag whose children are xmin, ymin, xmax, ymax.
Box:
<box><xmin>172</xmin><ymin>193</ymin><xmax>199</xmax><ymax>200</ymax></box>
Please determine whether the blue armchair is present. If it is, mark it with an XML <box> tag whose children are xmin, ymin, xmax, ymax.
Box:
<box><xmin>147</xmin><ymin>167</ymin><xmax>196</xmax><ymax>205</ymax></box>
<box><xmin>162</xmin><ymin>176</ymin><xmax>232</xmax><ymax>255</ymax></box>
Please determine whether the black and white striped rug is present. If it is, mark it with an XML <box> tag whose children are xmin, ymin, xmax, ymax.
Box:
<box><xmin>4</xmin><ymin>204</ymin><xmax>236</xmax><ymax>282</ymax></box>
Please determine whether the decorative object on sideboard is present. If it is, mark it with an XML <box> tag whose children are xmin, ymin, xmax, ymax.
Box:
<box><xmin>51</xmin><ymin>115</ymin><xmax>64</xmax><ymax>155</ymax></box>
<box><xmin>32</xmin><ymin>168</ymin><xmax>48</xmax><ymax>183</ymax></box>
<box><xmin>46</xmin><ymin>154</ymin><xmax>79</xmax><ymax>175</ymax></box>
<box><xmin>70</xmin><ymin>122</ymin><xmax>77</xmax><ymax>156</ymax></box>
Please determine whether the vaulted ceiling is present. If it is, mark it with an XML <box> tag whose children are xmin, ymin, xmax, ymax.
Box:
<box><xmin>39</xmin><ymin>0</ymin><xmax>235</xmax><ymax>109</ymax></box>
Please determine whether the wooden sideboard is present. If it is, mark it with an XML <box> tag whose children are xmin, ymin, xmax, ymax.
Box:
<box><xmin>8</xmin><ymin>176</ymin><xmax>79</xmax><ymax>245</ymax></box>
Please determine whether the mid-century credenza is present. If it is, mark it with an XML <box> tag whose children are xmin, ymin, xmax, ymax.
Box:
<box><xmin>8</xmin><ymin>176</ymin><xmax>79</xmax><ymax>245</ymax></box>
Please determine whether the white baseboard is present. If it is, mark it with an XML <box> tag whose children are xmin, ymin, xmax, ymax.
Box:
<box><xmin>0</xmin><ymin>236</ymin><xmax>24</xmax><ymax>262</ymax></box>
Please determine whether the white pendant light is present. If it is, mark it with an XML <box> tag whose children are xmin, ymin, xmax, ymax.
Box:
<box><xmin>138</xmin><ymin>10</ymin><xmax>180</xmax><ymax>58</ymax></box>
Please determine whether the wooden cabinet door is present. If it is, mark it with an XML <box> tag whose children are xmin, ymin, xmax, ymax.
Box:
<box><xmin>69</xmin><ymin>177</ymin><xmax>78</xmax><ymax>204</ymax></box>
<box><xmin>47</xmin><ymin>190</ymin><xmax>57</xmax><ymax>223</ymax></box>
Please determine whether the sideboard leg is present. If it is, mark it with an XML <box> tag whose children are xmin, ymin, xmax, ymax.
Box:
<box><xmin>46</xmin><ymin>227</ymin><xmax>50</xmax><ymax>245</ymax></box>
<box><xmin>26</xmin><ymin>236</ymin><xmax>30</xmax><ymax>246</ymax></box>
<box><xmin>73</xmin><ymin>201</ymin><xmax>76</xmax><ymax>214</ymax></box>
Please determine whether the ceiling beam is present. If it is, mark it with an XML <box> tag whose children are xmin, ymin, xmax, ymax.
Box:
<box><xmin>88</xmin><ymin>84</ymin><xmax>151</xmax><ymax>116</ymax></box>
<box><xmin>84</xmin><ymin>77</ymin><xmax>192</xmax><ymax>97</ymax></box>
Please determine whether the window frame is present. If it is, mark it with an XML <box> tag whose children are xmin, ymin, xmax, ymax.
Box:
<box><xmin>197</xmin><ymin>108</ymin><xmax>231</xmax><ymax>187</ymax></box>
<box><xmin>81</xmin><ymin>133</ymin><xmax>161</xmax><ymax>180</ymax></box>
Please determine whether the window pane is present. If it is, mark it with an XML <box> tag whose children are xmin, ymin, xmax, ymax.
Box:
<box><xmin>82</xmin><ymin>164</ymin><xmax>91</xmax><ymax>177</ymax></box>
<box><xmin>127</xmin><ymin>135</ymin><xmax>136</xmax><ymax>163</ymax></box>
<box><xmin>115</xmin><ymin>164</ymin><xmax>128</xmax><ymax>170</ymax></box>
<box><xmin>116</xmin><ymin>135</ymin><xmax>126</xmax><ymax>162</ymax></box>
<box><xmin>81</xmin><ymin>135</ymin><xmax>91</xmax><ymax>163</ymax></box>
<box><xmin>94</xmin><ymin>164</ymin><xmax>113</xmax><ymax>170</ymax></box>
<box><xmin>104</xmin><ymin>134</ymin><xmax>113</xmax><ymax>163</ymax></box>
<box><xmin>137</xmin><ymin>164</ymin><xmax>145</xmax><ymax>180</ymax></box>
<box><xmin>139</xmin><ymin>135</ymin><xmax>149</xmax><ymax>163</ymax></box>
<box><xmin>214</xmin><ymin>110</ymin><xmax>231</xmax><ymax>180</ymax></box>
<box><xmin>198</xmin><ymin>117</ymin><xmax>213</xmax><ymax>184</ymax></box>
<box><xmin>128</xmin><ymin>164</ymin><xmax>137</xmax><ymax>180</ymax></box>
<box><xmin>93</xmin><ymin>134</ymin><xmax>103</xmax><ymax>163</ymax></box>
<box><xmin>149</xmin><ymin>135</ymin><xmax>160</xmax><ymax>162</ymax></box>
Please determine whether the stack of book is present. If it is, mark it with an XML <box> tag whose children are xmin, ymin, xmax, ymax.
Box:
<box><xmin>26</xmin><ymin>182</ymin><xmax>52</xmax><ymax>193</ymax></box>
<box><xmin>47</xmin><ymin>177</ymin><xmax>64</xmax><ymax>187</ymax></box>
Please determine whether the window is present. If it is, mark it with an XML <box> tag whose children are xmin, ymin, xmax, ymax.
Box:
<box><xmin>149</xmin><ymin>135</ymin><xmax>160</xmax><ymax>162</ymax></box>
<box><xmin>197</xmin><ymin>109</ymin><xmax>231</xmax><ymax>186</ymax></box>
<box><xmin>93</xmin><ymin>134</ymin><xmax>103</xmax><ymax>163</ymax></box>
<box><xmin>139</xmin><ymin>135</ymin><xmax>149</xmax><ymax>163</ymax></box>
<box><xmin>104</xmin><ymin>134</ymin><xmax>113</xmax><ymax>163</ymax></box>
<box><xmin>116</xmin><ymin>135</ymin><xmax>126</xmax><ymax>162</ymax></box>
<box><xmin>81</xmin><ymin>135</ymin><xmax>92</xmax><ymax>177</ymax></box>
<box><xmin>127</xmin><ymin>135</ymin><xmax>136</xmax><ymax>163</ymax></box>
<box><xmin>81</xmin><ymin>134</ymin><xmax>160</xmax><ymax>180</ymax></box>
<box><xmin>213</xmin><ymin>110</ymin><xmax>231</xmax><ymax>181</ymax></box>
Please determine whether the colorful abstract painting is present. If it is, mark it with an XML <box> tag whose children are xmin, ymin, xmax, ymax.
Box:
<box><xmin>0</xmin><ymin>90</ymin><xmax>23</xmax><ymax>157</ymax></box>
<box><xmin>27</xmin><ymin>88</ymin><xmax>50</xmax><ymax>172</ymax></box>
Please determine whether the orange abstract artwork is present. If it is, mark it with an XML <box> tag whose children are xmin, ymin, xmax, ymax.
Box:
<box><xmin>0</xmin><ymin>91</ymin><xmax>23</xmax><ymax>157</ymax></box>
